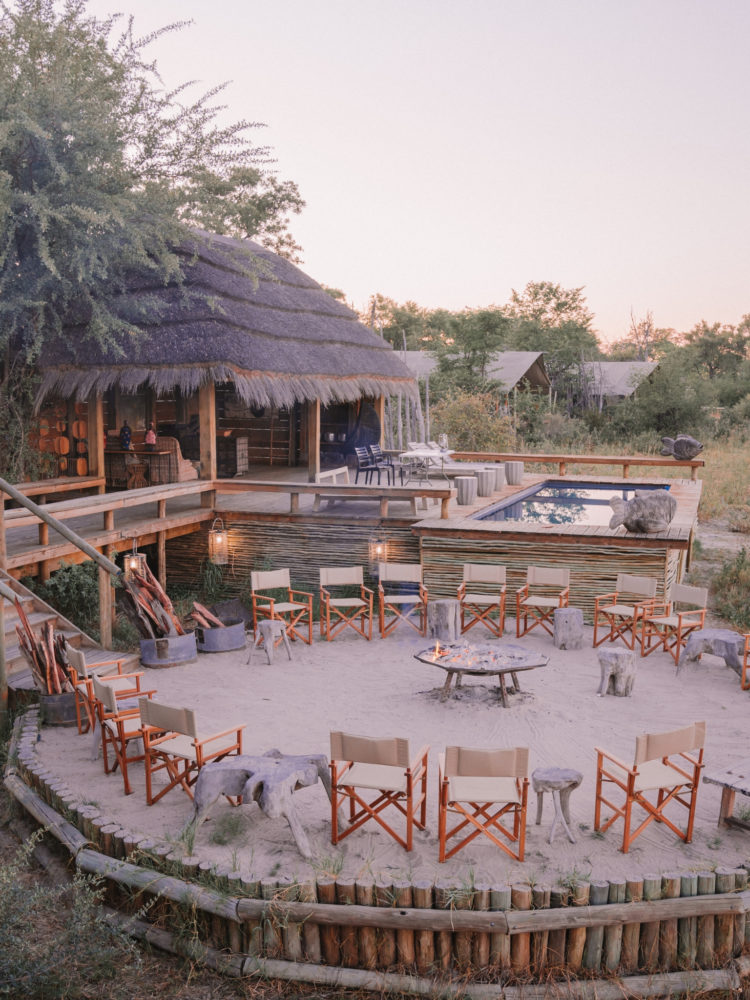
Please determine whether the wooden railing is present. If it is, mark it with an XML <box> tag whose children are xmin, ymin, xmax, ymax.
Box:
<box><xmin>2</xmin><ymin>475</ymin><xmax>105</xmax><ymax>508</ymax></box>
<box><xmin>216</xmin><ymin>479</ymin><xmax>456</xmax><ymax>519</ymax></box>
<box><xmin>451</xmin><ymin>451</ymin><xmax>705</xmax><ymax>480</ymax></box>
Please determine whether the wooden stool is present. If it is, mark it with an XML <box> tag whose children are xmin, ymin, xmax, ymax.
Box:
<box><xmin>532</xmin><ymin>767</ymin><xmax>583</xmax><ymax>844</ymax></box>
<box><xmin>249</xmin><ymin>619</ymin><xmax>292</xmax><ymax>665</ymax></box>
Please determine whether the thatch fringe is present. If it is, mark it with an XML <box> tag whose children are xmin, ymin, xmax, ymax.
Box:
<box><xmin>37</xmin><ymin>366</ymin><xmax>417</xmax><ymax>409</ymax></box>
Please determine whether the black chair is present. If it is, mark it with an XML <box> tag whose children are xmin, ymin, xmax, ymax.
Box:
<box><xmin>368</xmin><ymin>443</ymin><xmax>402</xmax><ymax>485</ymax></box>
<box><xmin>354</xmin><ymin>446</ymin><xmax>381</xmax><ymax>484</ymax></box>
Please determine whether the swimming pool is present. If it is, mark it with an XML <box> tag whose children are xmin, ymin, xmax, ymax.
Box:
<box><xmin>474</xmin><ymin>481</ymin><xmax>670</xmax><ymax>527</ymax></box>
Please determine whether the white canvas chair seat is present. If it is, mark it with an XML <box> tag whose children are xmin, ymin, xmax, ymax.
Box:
<box><xmin>640</xmin><ymin>584</ymin><xmax>708</xmax><ymax>664</ymax></box>
<box><xmin>447</xmin><ymin>775</ymin><xmax>520</xmax><ymax>804</ymax></box>
<box><xmin>344</xmin><ymin>762</ymin><xmax>409</xmax><ymax>792</ymax></box>
<box><xmin>463</xmin><ymin>592</ymin><xmax>500</xmax><ymax>605</ymax></box>
<box><xmin>593</xmin><ymin>574</ymin><xmax>658</xmax><ymax>649</ymax></box>
<box><xmin>320</xmin><ymin>566</ymin><xmax>373</xmax><ymax>641</ymax></box>
<box><xmin>140</xmin><ymin>698</ymin><xmax>244</xmax><ymax>806</ymax></box>
<box><xmin>330</xmin><ymin>731</ymin><xmax>429</xmax><ymax>851</ymax></box>
<box><xmin>92</xmin><ymin>673</ymin><xmax>156</xmax><ymax>796</ymax></box>
<box><xmin>378</xmin><ymin>563</ymin><xmax>427</xmax><ymax>637</ymax></box>
<box><xmin>251</xmin><ymin>568</ymin><xmax>313</xmax><ymax>644</ymax></box>
<box><xmin>595</xmin><ymin>721</ymin><xmax>705</xmax><ymax>853</ymax></box>
<box><xmin>516</xmin><ymin>567</ymin><xmax>570</xmax><ymax>638</ymax></box>
<box><xmin>439</xmin><ymin>746</ymin><xmax>529</xmax><ymax>862</ymax></box>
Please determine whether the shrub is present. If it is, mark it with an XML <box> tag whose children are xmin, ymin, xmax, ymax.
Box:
<box><xmin>712</xmin><ymin>548</ymin><xmax>750</xmax><ymax>630</ymax></box>
<box><xmin>23</xmin><ymin>562</ymin><xmax>100</xmax><ymax>638</ymax></box>
<box><xmin>430</xmin><ymin>390</ymin><xmax>514</xmax><ymax>452</ymax></box>
<box><xmin>0</xmin><ymin>835</ymin><xmax>140</xmax><ymax>997</ymax></box>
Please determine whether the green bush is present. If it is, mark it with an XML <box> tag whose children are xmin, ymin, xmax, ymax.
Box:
<box><xmin>712</xmin><ymin>548</ymin><xmax>750</xmax><ymax>630</ymax></box>
<box><xmin>430</xmin><ymin>390</ymin><xmax>514</xmax><ymax>452</ymax></box>
<box><xmin>0</xmin><ymin>835</ymin><xmax>140</xmax><ymax>997</ymax></box>
<box><xmin>23</xmin><ymin>562</ymin><xmax>100</xmax><ymax>638</ymax></box>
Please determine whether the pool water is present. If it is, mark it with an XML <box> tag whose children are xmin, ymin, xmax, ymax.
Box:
<box><xmin>475</xmin><ymin>481</ymin><xmax>669</xmax><ymax>527</ymax></box>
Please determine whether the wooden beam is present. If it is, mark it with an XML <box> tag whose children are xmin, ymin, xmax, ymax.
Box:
<box><xmin>87</xmin><ymin>393</ymin><xmax>105</xmax><ymax>484</ymax></box>
<box><xmin>374</xmin><ymin>395</ymin><xmax>386</xmax><ymax>446</ymax></box>
<box><xmin>98</xmin><ymin>562</ymin><xmax>113</xmax><ymax>648</ymax></box>
<box><xmin>306</xmin><ymin>400</ymin><xmax>320</xmax><ymax>483</ymax></box>
<box><xmin>198</xmin><ymin>382</ymin><xmax>217</xmax><ymax>480</ymax></box>
<box><xmin>157</xmin><ymin>499</ymin><xmax>166</xmax><ymax>588</ymax></box>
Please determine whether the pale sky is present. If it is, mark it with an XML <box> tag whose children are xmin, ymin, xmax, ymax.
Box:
<box><xmin>87</xmin><ymin>0</ymin><xmax>750</xmax><ymax>342</ymax></box>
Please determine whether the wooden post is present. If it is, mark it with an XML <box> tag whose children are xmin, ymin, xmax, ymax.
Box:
<box><xmin>87</xmin><ymin>392</ymin><xmax>105</xmax><ymax>481</ymax></box>
<box><xmin>355</xmin><ymin>880</ymin><xmax>377</xmax><ymax>970</ymax></box>
<box><xmin>198</xmin><ymin>382</ymin><xmax>217</xmax><ymax>481</ymax></box>
<box><xmin>98</xmin><ymin>561</ymin><xmax>113</xmax><ymax>648</ymax></box>
<box><xmin>714</xmin><ymin>869</ymin><xmax>736</xmax><ymax>965</ymax></box>
<box><xmin>659</xmin><ymin>873</ymin><xmax>681</xmax><ymax>969</ymax></box>
<box><xmin>604</xmin><ymin>879</ymin><xmax>626</xmax><ymax>972</ymax></box>
<box><xmin>583</xmin><ymin>880</ymin><xmax>609</xmax><ymax>971</ymax></box>
<box><xmin>306</xmin><ymin>400</ymin><xmax>320</xmax><ymax>482</ymax></box>
<box><xmin>531</xmin><ymin>884</ymin><xmax>551</xmax><ymax>975</ymax></box>
<box><xmin>335</xmin><ymin>879</ymin><xmax>359</xmax><ymax>967</ymax></box>
<box><xmin>678</xmin><ymin>873</ymin><xmax>698</xmax><ymax>969</ymax></box>
<box><xmin>696</xmin><ymin>871</ymin><xmax>716</xmax><ymax>968</ymax></box>
<box><xmin>566</xmin><ymin>880</ymin><xmax>589</xmax><ymax>972</ymax></box>
<box><xmin>374</xmin><ymin>395</ymin><xmax>386</xmax><ymax>446</ymax></box>
<box><xmin>640</xmin><ymin>874</ymin><xmax>662</xmax><ymax>972</ymax></box>
<box><xmin>157</xmin><ymin>499</ymin><xmax>166</xmax><ymax>589</ymax></box>
<box><xmin>510</xmin><ymin>883</ymin><xmax>532</xmax><ymax>974</ymax></box>
<box><xmin>412</xmin><ymin>881</ymin><xmax>434</xmax><ymax>974</ymax></box>
<box><xmin>547</xmin><ymin>887</ymin><xmax>568</xmax><ymax>970</ymax></box>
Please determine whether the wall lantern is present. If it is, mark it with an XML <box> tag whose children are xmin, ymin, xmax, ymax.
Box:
<box><xmin>368</xmin><ymin>533</ymin><xmax>387</xmax><ymax>574</ymax></box>
<box><xmin>208</xmin><ymin>517</ymin><xmax>229</xmax><ymax>565</ymax></box>
<box><xmin>123</xmin><ymin>539</ymin><xmax>148</xmax><ymax>582</ymax></box>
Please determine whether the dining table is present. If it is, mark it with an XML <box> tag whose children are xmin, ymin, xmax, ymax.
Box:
<box><xmin>398</xmin><ymin>448</ymin><xmax>454</xmax><ymax>484</ymax></box>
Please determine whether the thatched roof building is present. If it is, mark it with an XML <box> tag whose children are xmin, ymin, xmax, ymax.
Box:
<box><xmin>36</xmin><ymin>230</ymin><xmax>417</xmax><ymax>409</ymax></box>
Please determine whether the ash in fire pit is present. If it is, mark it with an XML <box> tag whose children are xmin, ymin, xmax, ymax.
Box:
<box><xmin>415</xmin><ymin>640</ymin><xmax>548</xmax><ymax>707</ymax></box>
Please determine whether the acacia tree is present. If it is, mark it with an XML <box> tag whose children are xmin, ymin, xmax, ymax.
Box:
<box><xmin>0</xmin><ymin>0</ymin><xmax>303</xmax><ymax>476</ymax></box>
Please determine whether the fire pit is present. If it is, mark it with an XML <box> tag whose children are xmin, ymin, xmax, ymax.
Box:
<box><xmin>415</xmin><ymin>640</ymin><xmax>548</xmax><ymax>706</ymax></box>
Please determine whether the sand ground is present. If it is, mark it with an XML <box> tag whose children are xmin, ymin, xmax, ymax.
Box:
<box><xmin>35</xmin><ymin>613</ymin><xmax>750</xmax><ymax>890</ymax></box>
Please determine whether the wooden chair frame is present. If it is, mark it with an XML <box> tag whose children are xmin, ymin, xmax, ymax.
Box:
<box><xmin>458</xmin><ymin>563</ymin><xmax>507</xmax><ymax>638</ymax></box>
<box><xmin>140</xmin><ymin>698</ymin><xmax>244</xmax><ymax>806</ymax></box>
<box><xmin>377</xmin><ymin>562</ymin><xmax>428</xmax><ymax>637</ymax></box>
<box><xmin>515</xmin><ymin>567</ymin><xmax>570</xmax><ymax>638</ymax></box>
<box><xmin>594</xmin><ymin>721</ymin><xmax>705</xmax><ymax>853</ymax></box>
<box><xmin>251</xmin><ymin>568</ymin><xmax>313</xmax><ymax>644</ymax></box>
<box><xmin>319</xmin><ymin>567</ymin><xmax>373</xmax><ymax>641</ymax></box>
<box><xmin>742</xmin><ymin>634</ymin><xmax>750</xmax><ymax>691</ymax></box>
<box><xmin>92</xmin><ymin>674</ymin><xmax>156</xmax><ymax>796</ymax></box>
<box><xmin>330</xmin><ymin>731</ymin><xmax>429</xmax><ymax>851</ymax></box>
<box><xmin>438</xmin><ymin>746</ymin><xmax>529</xmax><ymax>862</ymax></box>
<box><xmin>640</xmin><ymin>584</ymin><xmax>708</xmax><ymax>664</ymax></box>
<box><xmin>592</xmin><ymin>573</ymin><xmax>658</xmax><ymax>650</ymax></box>
<box><xmin>65</xmin><ymin>645</ymin><xmax>133</xmax><ymax>734</ymax></box>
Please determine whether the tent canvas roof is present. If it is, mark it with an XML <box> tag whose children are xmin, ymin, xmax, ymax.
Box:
<box><xmin>582</xmin><ymin>361</ymin><xmax>657</xmax><ymax>397</ymax></box>
<box><xmin>400</xmin><ymin>350</ymin><xmax>550</xmax><ymax>391</ymax></box>
<box><xmin>37</xmin><ymin>231</ymin><xmax>417</xmax><ymax>409</ymax></box>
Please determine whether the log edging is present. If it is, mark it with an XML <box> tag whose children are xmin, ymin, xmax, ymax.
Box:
<box><xmin>5</xmin><ymin>707</ymin><xmax>750</xmax><ymax>990</ymax></box>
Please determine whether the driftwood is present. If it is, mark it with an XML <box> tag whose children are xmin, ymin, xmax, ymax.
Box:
<box><xmin>427</xmin><ymin>599</ymin><xmax>460</xmax><ymax>643</ymax></box>
<box><xmin>14</xmin><ymin>599</ymin><xmax>71</xmax><ymax>695</ymax></box>
<box><xmin>190</xmin><ymin>602</ymin><xmax>225</xmax><ymax>629</ymax></box>
<box><xmin>188</xmin><ymin>750</ymin><xmax>332</xmax><ymax>859</ymax></box>
<box><xmin>119</xmin><ymin>562</ymin><xmax>185</xmax><ymax>639</ymax></box>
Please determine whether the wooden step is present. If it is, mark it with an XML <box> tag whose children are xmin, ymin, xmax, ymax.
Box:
<box><xmin>4</xmin><ymin>610</ymin><xmax>59</xmax><ymax>636</ymax></box>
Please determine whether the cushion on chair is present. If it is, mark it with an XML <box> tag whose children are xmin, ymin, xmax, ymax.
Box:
<box><xmin>448</xmin><ymin>775</ymin><xmax>520</xmax><ymax>803</ymax></box>
<box><xmin>344</xmin><ymin>762</ymin><xmax>409</xmax><ymax>792</ymax></box>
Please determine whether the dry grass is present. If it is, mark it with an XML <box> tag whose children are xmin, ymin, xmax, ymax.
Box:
<box><xmin>695</xmin><ymin>437</ymin><xmax>750</xmax><ymax>521</ymax></box>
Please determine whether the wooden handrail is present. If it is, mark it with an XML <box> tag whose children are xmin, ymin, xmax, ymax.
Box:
<box><xmin>451</xmin><ymin>452</ymin><xmax>704</xmax><ymax>481</ymax></box>
<box><xmin>217</xmin><ymin>479</ymin><xmax>456</xmax><ymax>519</ymax></box>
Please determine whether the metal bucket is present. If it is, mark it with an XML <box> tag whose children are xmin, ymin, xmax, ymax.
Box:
<box><xmin>39</xmin><ymin>691</ymin><xmax>78</xmax><ymax>727</ymax></box>
<box><xmin>196</xmin><ymin>619</ymin><xmax>246</xmax><ymax>653</ymax></box>
<box><xmin>140</xmin><ymin>632</ymin><xmax>198</xmax><ymax>668</ymax></box>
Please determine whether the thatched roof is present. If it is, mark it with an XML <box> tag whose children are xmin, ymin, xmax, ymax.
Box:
<box><xmin>582</xmin><ymin>361</ymin><xmax>657</xmax><ymax>398</ymax></box>
<box><xmin>36</xmin><ymin>231</ymin><xmax>417</xmax><ymax>408</ymax></box>
<box><xmin>400</xmin><ymin>350</ymin><xmax>550</xmax><ymax>392</ymax></box>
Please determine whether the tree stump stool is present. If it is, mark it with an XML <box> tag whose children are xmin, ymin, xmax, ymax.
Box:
<box><xmin>427</xmin><ymin>599</ymin><xmax>461</xmax><ymax>643</ymax></box>
<box><xmin>532</xmin><ymin>767</ymin><xmax>583</xmax><ymax>844</ymax></box>
<box><xmin>597</xmin><ymin>647</ymin><xmax>637</xmax><ymax>696</ymax></box>
<box><xmin>249</xmin><ymin>619</ymin><xmax>292</xmax><ymax>665</ymax></box>
<box><xmin>678</xmin><ymin>628</ymin><xmax>745</xmax><ymax>675</ymax></box>
<box><xmin>505</xmin><ymin>461</ymin><xmax>524</xmax><ymax>485</ymax></box>
<box><xmin>455</xmin><ymin>476</ymin><xmax>478</xmax><ymax>505</ymax></box>
<box><xmin>476</xmin><ymin>469</ymin><xmax>495</xmax><ymax>497</ymax></box>
<box><xmin>553</xmin><ymin>607</ymin><xmax>584</xmax><ymax>649</ymax></box>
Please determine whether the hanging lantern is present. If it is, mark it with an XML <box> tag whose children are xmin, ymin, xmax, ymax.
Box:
<box><xmin>368</xmin><ymin>533</ymin><xmax>387</xmax><ymax>574</ymax></box>
<box><xmin>123</xmin><ymin>539</ymin><xmax>148</xmax><ymax>582</ymax></box>
<box><xmin>208</xmin><ymin>517</ymin><xmax>229</xmax><ymax>565</ymax></box>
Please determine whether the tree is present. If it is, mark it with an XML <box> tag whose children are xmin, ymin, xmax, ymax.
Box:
<box><xmin>429</xmin><ymin>307</ymin><xmax>511</xmax><ymax>399</ymax></box>
<box><xmin>0</xmin><ymin>0</ymin><xmax>304</xmax><ymax>365</ymax></box>
<box><xmin>682</xmin><ymin>320</ymin><xmax>748</xmax><ymax>380</ymax></box>
<box><xmin>505</xmin><ymin>281</ymin><xmax>600</xmax><ymax>410</ymax></box>
<box><xmin>362</xmin><ymin>295</ymin><xmax>432</xmax><ymax>349</ymax></box>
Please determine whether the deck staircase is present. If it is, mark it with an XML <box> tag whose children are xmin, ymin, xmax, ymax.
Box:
<box><xmin>1</xmin><ymin>570</ymin><xmax>140</xmax><ymax>699</ymax></box>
